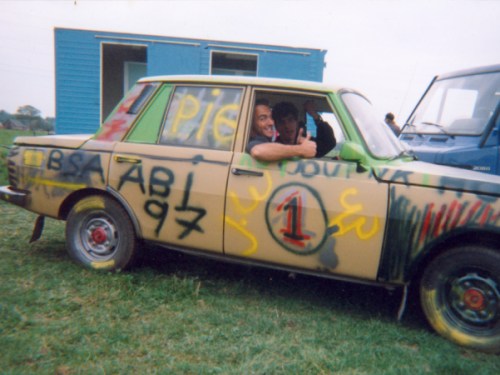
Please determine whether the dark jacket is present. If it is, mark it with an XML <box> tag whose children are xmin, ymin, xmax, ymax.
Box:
<box><xmin>275</xmin><ymin>117</ymin><xmax>336</xmax><ymax>158</ymax></box>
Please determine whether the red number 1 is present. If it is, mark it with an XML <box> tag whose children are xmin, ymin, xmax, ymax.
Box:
<box><xmin>277</xmin><ymin>191</ymin><xmax>310</xmax><ymax>247</ymax></box>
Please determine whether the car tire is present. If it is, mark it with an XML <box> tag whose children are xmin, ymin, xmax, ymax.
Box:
<box><xmin>420</xmin><ymin>245</ymin><xmax>500</xmax><ymax>353</ymax></box>
<box><xmin>66</xmin><ymin>195</ymin><xmax>138</xmax><ymax>271</ymax></box>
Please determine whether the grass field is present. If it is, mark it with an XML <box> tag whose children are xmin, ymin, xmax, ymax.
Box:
<box><xmin>1</xmin><ymin>131</ymin><xmax>499</xmax><ymax>374</ymax></box>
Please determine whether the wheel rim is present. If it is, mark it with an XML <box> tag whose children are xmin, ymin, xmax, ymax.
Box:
<box><xmin>79</xmin><ymin>215</ymin><xmax>119</xmax><ymax>260</ymax></box>
<box><xmin>448</xmin><ymin>272</ymin><xmax>500</xmax><ymax>328</ymax></box>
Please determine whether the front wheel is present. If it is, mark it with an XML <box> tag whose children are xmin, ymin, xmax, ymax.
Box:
<box><xmin>66</xmin><ymin>195</ymin><xmax>138</xmax><ymax>271</ymax></box>
<box><xmin>420</xmin><ymin>245</ymin><xmax>500</xmax><ymax>353</ymax></box>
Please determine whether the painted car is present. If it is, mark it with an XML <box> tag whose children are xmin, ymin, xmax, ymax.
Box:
<box><xmin>1</xmin><ymin>76</ymin><xmax>499</xmax><ymax>353</ymax></box>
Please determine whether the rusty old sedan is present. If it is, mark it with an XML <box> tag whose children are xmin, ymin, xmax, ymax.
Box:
<box><xmin>1</xmin><ymin>75</ymin><xmax>499</xmax><ymax>352</ymax></box>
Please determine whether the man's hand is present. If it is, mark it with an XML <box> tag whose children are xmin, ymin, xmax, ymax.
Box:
<box><xmin>296</xmin><ymin>129</ymin><xmax>317</xmax><ymax>158</ymax></box>
<box><xmin>250</xmin><ymin>128</ymin><xmax>317</xmax><ymax>162</ymax></box>
<box><xmin>304</xmin><ymin>100</ymin><xmax>319</xmax><ymax>120</ymax></box>
<box><xmin>296</xmin><ymin>127</ymin><xmax>307</xmax><ymax>143</ymax></box>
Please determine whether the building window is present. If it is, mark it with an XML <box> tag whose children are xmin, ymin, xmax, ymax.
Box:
<box><xmin>211</xmin><ymin>52</ymin><xmax>257</xmax><ymax>76</ymax></box>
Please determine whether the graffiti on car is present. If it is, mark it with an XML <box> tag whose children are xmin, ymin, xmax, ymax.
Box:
<box><xmin>328</xmin><ymin>187</ymin><xmax>380</xmax><ymax>240</ymax></box>
<box><xmin>380</xmin><ymin>186</ymin><xmax>500</xmax><ymax>282</ymax></box>
<box><xmin>117</xmin><ymin>163</ymin><xmax>207</xmax><ymax>239</ymax></box>
<box><xmin>20</xmin><ymin>148</ymin><xmax>106</xmax><ymax>200</ymax></box>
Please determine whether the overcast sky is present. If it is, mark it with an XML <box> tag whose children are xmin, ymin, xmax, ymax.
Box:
<box><xmin>1</xmin><ymin>0</ymin><xmax>499</xmax><ymax>123</ymax></box>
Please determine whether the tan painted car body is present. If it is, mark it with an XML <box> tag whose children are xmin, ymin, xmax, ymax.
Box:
<box><xmin>3</xmin><ymin>75</ymin><xmax>499</xmax><ymax>284</ymax></box>
<box><xmin>2</xmin><ymin>75</ymin><xmax>500</xmax><ymax>352</ymax></box>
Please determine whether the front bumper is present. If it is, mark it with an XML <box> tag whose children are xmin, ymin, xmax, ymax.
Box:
<box><xmin>0</xmin><ymin>186</ymin><xmax>28</xmax><ymax>207</ymax></box>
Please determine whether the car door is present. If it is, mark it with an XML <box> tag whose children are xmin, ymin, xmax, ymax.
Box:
<box><xmin>224</xmin><ymin>90</ymin><xmax>388</xmax><ymax>280</ymax></box>
<box><xmin>108</xmin><ymin>83</ymin><xmax>245</xmax><ymax>254</ymax></box>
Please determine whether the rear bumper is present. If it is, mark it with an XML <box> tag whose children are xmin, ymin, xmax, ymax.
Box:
<box><xmin>0</xmin><ymin>186</ymin><xmax>28</xmax><ymax>207</ymax></box>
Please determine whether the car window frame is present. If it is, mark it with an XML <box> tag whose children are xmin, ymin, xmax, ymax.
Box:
<box><xmin>245</xmin><ymin>87</ymin><xmax>347</xmax><ymax>157</ymax></box>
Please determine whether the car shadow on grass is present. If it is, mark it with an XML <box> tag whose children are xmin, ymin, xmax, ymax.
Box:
<box><xmin>24</xmin><ymin>232</ymin><xmax>430</xmax><ymax>335</ymax></box>
<box><xmin>138</xmin><ymin>243</ymin><xmax>430</xmax><ymax>332</ymax></box>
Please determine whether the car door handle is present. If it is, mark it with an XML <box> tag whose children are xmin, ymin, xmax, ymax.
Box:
<box><xmin>114</xmin><ymin>155</ymin><xmax>142</xmax><ymax>164</ymax></box>
<box><xmin>231</xmin><ymin>168</ymin><xmax>264</xmax><ymax>177</ymax></box>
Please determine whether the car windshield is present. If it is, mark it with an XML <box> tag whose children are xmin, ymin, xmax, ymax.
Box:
<box><xmin>341</xmin><ymin>92</ymin><xmax>405</xmax><ymax>159</ymax></box>
<box><xmin>404</xmin><ymin>71</ymin><xmax>500</xmax><ymax>136</ymax></box>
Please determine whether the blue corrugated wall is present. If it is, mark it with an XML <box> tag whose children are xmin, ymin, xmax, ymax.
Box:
<box><xmin>55</xmin><ymin>29</ymin><xmax>101</xmax><ymax>134</ymax></box>
<box><xmin>148</xmin><ymin>43</ymin><xmax>202</xmax><ymax>76</ymax></box>
<box><xmin>55</xmin><ymin>28</ymin><xmax>326</xmax><ymax>134</ymax></box>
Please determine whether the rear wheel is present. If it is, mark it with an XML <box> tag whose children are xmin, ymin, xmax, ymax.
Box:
<box><xmin>420</xmin><ymin>246</ymin><xmax>500</xmax><ymax>353</ymax></box>
<box><xmin>66</xmin><ymin>195</ymin><xmax>138</xmax><ymax>271</ymax></box>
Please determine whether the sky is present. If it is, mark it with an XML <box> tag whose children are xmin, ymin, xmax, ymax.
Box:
<box><xmin>0</xmin><ymin>0</ymin><xmax>499</xmax><ymax>124</ymax></box>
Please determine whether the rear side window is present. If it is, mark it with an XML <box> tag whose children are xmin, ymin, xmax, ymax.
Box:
<box><xmin>95</xmin><ymin>83</ymin><xmax>159</xmax><ymax>141</ymax></box>
<box><xmin>160</xmin><ymin>86</ymin><xmax>243</xmax><ymax>151</ymax></box>
<box><xmin>126</xmin><ymin>85</ymin><xmax>173</xmax><ymax>144</ymax></box>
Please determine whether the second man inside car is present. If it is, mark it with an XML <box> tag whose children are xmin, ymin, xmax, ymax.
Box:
<box><xmin>247</xmin><ymin>99</ymin><xmax>336</xmax><ymax>162</ymax></box>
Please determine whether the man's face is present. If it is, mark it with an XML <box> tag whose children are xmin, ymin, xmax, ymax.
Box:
<box><xmin>252</xmin><ymin>104</ymin><xmax>274</xmax><ymax>138</ymax></box>
<box><xmin>275</xmin><ymin>114</ymin><xmax>298</xmax><ymax>144</ymax></box>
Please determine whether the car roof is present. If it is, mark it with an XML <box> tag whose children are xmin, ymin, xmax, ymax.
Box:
<box><xmin>139</xmin><ymin>74</ymin><xmax>340</xmax><ymax>92</ymax></box>
<box><xmin>436</xmin><ymin>64</ymin><xmax>500</xmax><ymax>80</ymax></box>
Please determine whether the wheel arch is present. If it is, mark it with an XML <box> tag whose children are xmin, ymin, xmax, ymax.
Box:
<box><xmin>58</xmin><ymin>188</ymin><xmax>143</xmax><ymax>238</ymax></box>
<box><xmin>408</xmin><ymin>227</ymin><xmax>500</xmax><ymax>284</ymax></box>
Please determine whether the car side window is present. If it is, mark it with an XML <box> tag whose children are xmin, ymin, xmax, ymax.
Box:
<box><xmin>160</xmin><ymin>86</ymin><xmax>243</xmax><ymax>151</ymax></box>
<box><xmin>249</xmin><ymin>92</ymin><xmax>346</xmax><ymax>158</ymax></box>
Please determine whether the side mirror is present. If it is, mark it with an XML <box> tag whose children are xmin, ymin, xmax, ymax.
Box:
<box><xmin>339</xmin><ymin>141</ymin><xmax>369</xmax><ymax>172</ymax></box>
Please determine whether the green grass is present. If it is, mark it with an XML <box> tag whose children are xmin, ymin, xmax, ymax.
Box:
<box><xmin>1</xmin><ymin>201</ymin><xmax>499</xmax><ymax>374</ymax></box>
<box><xmin>1</xmin><ymin>131</ymin><xmax>499</xmax><ymax>374</ymax></box>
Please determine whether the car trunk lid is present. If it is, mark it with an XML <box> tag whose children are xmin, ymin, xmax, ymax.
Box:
<box><xmin>14</xmin><ymin>134</ymin><xmax>92</xmax><ymax>149</ymax></box>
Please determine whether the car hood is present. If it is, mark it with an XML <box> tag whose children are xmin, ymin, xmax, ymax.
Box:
<box><xmin>374</xmin><ymin>161</ymin><xmax>500</xmax><ymax>196</ymax></box>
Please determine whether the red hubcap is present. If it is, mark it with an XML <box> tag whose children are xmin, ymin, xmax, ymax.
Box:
<box><xmin>91</xmin><ymin>227</ymin><xmax>108</xmax><ymax>244</ymax></box>
<box><xmin>463</xmin><ymin>288</ymin><xmax>485</xmax><ymax>311</ymax></box>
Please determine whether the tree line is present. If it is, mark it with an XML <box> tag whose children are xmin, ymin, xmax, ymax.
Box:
<box><xmin>0</xmin><ymin>105</ymin><xmax>55</xmax><ymax>133</ymax></box>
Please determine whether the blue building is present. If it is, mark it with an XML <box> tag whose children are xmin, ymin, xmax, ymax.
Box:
<box><xmin>55</xmin><ymin>28</ymin><xmax>327</xmax><ymax>134</ymax></box>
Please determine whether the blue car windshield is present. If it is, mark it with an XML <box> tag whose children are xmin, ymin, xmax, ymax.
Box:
<box><xmin>405</xmin><ymin>71</ymin><xmax>500</xmax><ymax>136</ymax></box>
<box><xmin>341</xmin><ymin>92</ymin><xmax>405</xmax><ymax>159</ymax></box>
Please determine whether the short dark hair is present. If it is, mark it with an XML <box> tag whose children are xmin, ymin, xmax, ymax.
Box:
<box><xmin>385</xmin><ymin>112</ymin><xmax>395</xmax><ymax>121</ymax></box>
<box><xmin>272</xmin><ymin>102</ymin><xmax>298</xmax><ymax>123</ymax></box>
<box><xmin>255</xmin><ymin>98</ymin><xmax>270</xmax><ymax>107</ymax></box>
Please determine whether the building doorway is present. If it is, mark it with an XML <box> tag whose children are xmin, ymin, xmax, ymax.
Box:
<box><xmin>102</xmin><ymin>43</ymin><xmax>147</xmax><ymax>121</ymax></box>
